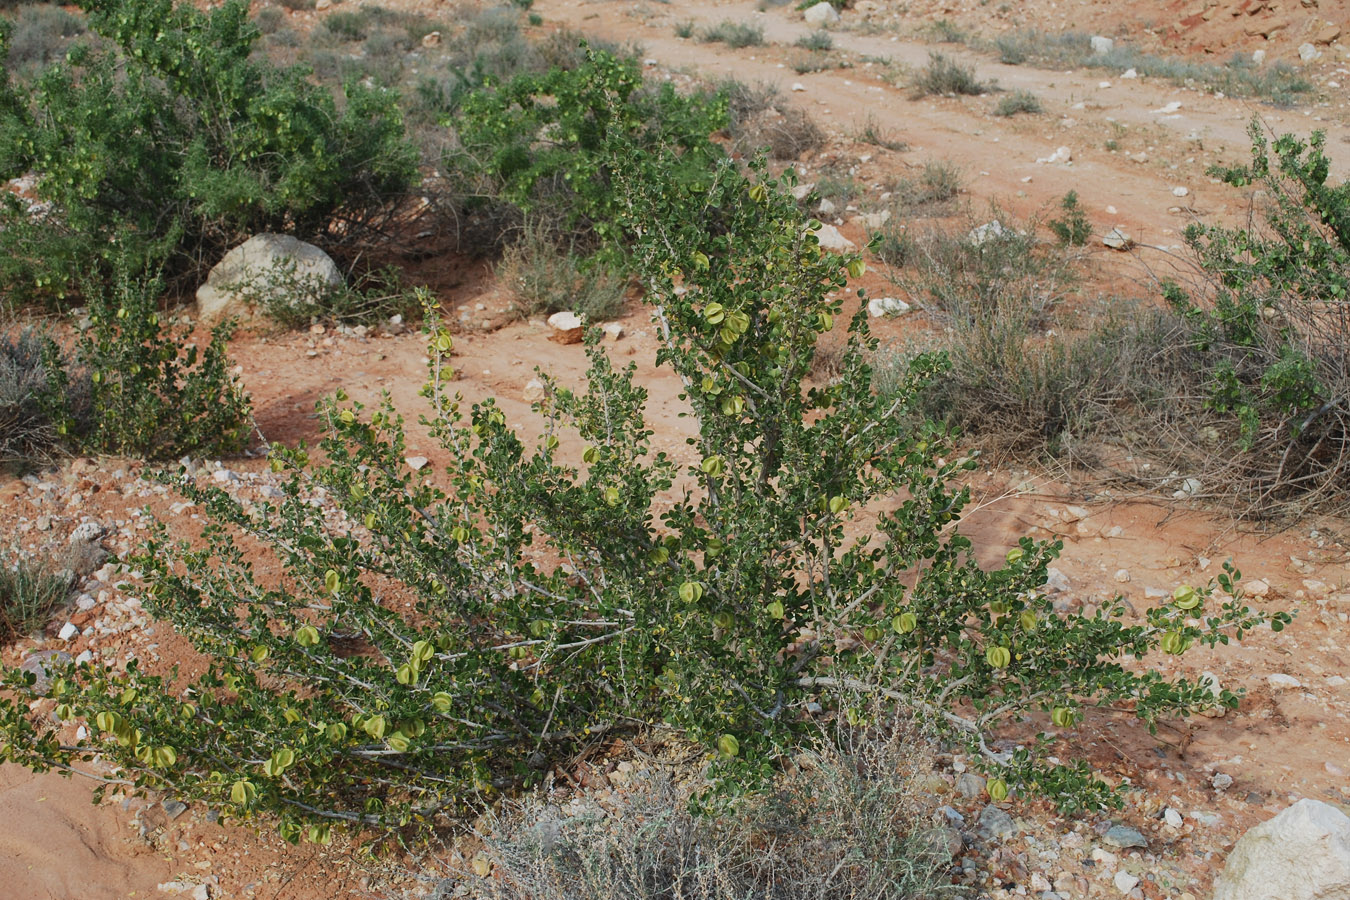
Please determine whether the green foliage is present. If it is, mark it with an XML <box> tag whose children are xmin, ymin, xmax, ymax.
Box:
<box><xmin>1172</xmin><ymin>121</ymin><xmax>1347</xmax><ymax>459</ymax></box>
<box><xmin>911</xmin><ymin>52</ymin><xmax>987</xmax><ymax>97</ymax></box>
<box><xmin>224</xmin><ymin>261</ymin><xmax>424</xmax><ymax>330</ymax></box>
<box><xmin>448</xmin><ymin>48</ymin><xmax>727</xmax><ymax>257</ymax></box>
<box><xmin>41</xmin><ymin>259</ymin><xmax>252</xmax><ymax>459</ymax></box>
<box><xmin>1048</xmin><ymin>191</ymin><xmax>1092</xmax><ymax>246</ymax></box>
<box><xmin>2</xmin><ymin>3</ymin><xmax>84</xmax><ymax>74</ymax></box>
<box><xmin>993</xmin><ymin>89</ymin><xmax>1042</xmax><ymax>117</ymax></box>
<box><xmin>0</xmin><ymin>62</ymin><xmax>1286</xmax><ymax>841</ymax></box>
<box><xmin>0</xmin><ymin>0</ymin><xmax>418</xmax><ymax>302</ymax></box>
<box><xmin>0</xmin><ymin>553</ymin><xmax>69</xmax><ymax>645</ymax></box>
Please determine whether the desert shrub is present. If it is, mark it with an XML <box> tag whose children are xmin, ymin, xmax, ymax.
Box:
<box><xmin>1047</xmin><ymin>190</ymin><xmax>1092</xmax><ymax>246</ymax></box>
<box><xmin>2</xmin><ymin>3</ymin><xmax>84</xmax><ymax>74</ymax></box>
<box><xmin>856</xmin><ymin>114</ymin><xmax>907</xmax><ymax>151</ymax></box>
<box><xmin>794</xmin><ymin>29</ymin><xmax>833</xmax><ymax>51</ymax></box>
<box><xmin>253</xmin><ymin>6</ymin><xmax>282</xmax><ymax>34</ymax></box>
<box><xmin>41</xmin><ymin>258</ymin><xmax>252</xmax><ymax>459</ymax></box>
<box><xmin>1160</xmin><ymin>122</ymin><xmax>1350</xmax><ymax>514</ymax></box>
<box><xmin>0</xmin><ymin>553</ymin><xmax>68</xmax><ymax>645</ymax></box>
<box><xmin>322</xmin><ymin>9</ymin><xmax>368</xmax><ymax>41</ymax></box>
<box><xmin>924</xmin><ymin>17</ymin><xmax>968</xmax><ymax>44</ymax></box>
<box><xmin>697</xmin><ymin>20</ymin><xmax>764</xmax><ymax>48</ymax></box>
<box><xmin>447</xmin><ymin>48</ymin><xmax>726</xmax><ymax>256</ymax></box>
<box><xmin>0</xmin><ymin>83</ymin><xmax>1286</xmax><ymax>842</ymax></box>
<box><xmin>911</xmin><ymin>52</ymin><xmax>986</xmax><ymax>97</ymax></box>
<box><xmin>0</xmin><ymin>0</ymin><xmax>419</xmax><ymax>303</ymax></box>
<box><xmin>496</xmin><ymin>226</ymin><xmax>628</xmax><ymax>321</ymax></box>
<box><xmin>0</xmin><ymin>326</ymin><xmax>77</xmax><ymax>469</ymax></box>
<box><xmin>475</xmin><ymin>720</ymin><xmax>952</xmax><ymax>900</ymax></box>
<box><xmin>276</xmin><ymin>0</ymin><xmax>314</xmax><ymax>10</ymax></box>
<box><xmin>993</xmin><ymin>89</ymin><xmax>1041</xmax><ymax>116</ymax></box>
<box><xmin>673</xmin><ymin>19</ymin><xmax>694</xmax><ymax>38</ymax></box>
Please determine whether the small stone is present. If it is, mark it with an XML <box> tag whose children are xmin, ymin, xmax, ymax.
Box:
<box><xmin>1246</xmin><ymin>579</ymin><xmax>1271</xmax><ymax>597</ymax></box>
<box><xmin>58</xmin><ymin>621</ymin><xmax>79</xmax><ymax>641</ymax></box>
<box><xmin>791</xmin><ymin>82</ymin><xmax>807</xmax><ymax>92</ymax></box>
<box><xmin>1172</xmin><ymin>186</ymin><xmax>1190</xmax><ymax>197</ymax></box>
<box><xmin>601</xmin><ymin>322</ymin><xmax>625</xmax><ymax>342</ymax></box>
<box><xmin>19</xmin><ymin>650</ymin><xmax>72</xmax><ymax>693</ymax></box>
<box><xmin>957</xmin><ymin>773</ymin><xmax>987</xmax><ymax>799</ymax></box>
<box><xmin>976</xmin><ymin>804</ymin><xmax>1017</xmax><ymax>840</ymax></box>
<box><xmin>1115</xmin><ymin>569</ymin><xmax>1132</xmax><ymax>583</ymax></box>
<box><xmin>421</xmin><ymin>30</ymin><xmax>441</xmax><ymax>47</ymax></box>
<box><xmin>812</xmin><ymin>223</ymin><xmax>855</xmax><ymax>251</ymax></box>
<box><xmin>1326</xmin><ymin>761</ymin><xmax>1346</xmax><ymax>777</ymax></box>
<box><xmin>1153</xmin><ymin>101</ymin><xmax>1183</xmax><ymax>114</ymax></box>
<box><xmin>68</xmin><ymin>521</ymin><xmax>104</xmax><ymax>544</ymax></box>
<box><xmin>1103</xmin><ymin>824</ymin><xmax>1148</xmax><ymax>849</ymax></box>
<box><xmin>405</xmin><ymin>456</ymin><xmax>429</xmax><ymax>471</ymax></box>
<box><xmin>1045</xmin><ymin>567</ymin><xmax>1072</xmax><ymax>592</ymax></box>
<box><xmin>1252</xmin><ymin>49</ymin><xmax>1267</xmax><ymax>63</ymax></box>
<box><xmin>818</xmin><ymin>198</ymin><xmax>837</xmax><ymax>216</ymax></box>
<box><xmin>1090</xmin><ymin>35</ymin><xmax>1115</xmax><ymax>54</ymax></box>
<box><xmin>1172</xmin><ymin>476</ymin><xmax>1203</xmax><ymax>499</ymax></box>
<box><xmin>1164</xmin><ymin>807</ymin><xmax>1184</xmax><ymax>828</ymax></box>
<box><xmin>867</xmin><ymin>296</ymin><xmax>911</xmax><ymax>318</ymax></box>
<box><xmin>1267</xmin><ymin>673</ymin><xmax>1303</xmax><ymax>690</ymax></box>
<box><xmin>522</xmin><ymin>379</ymin><xmax>546</xmax><ymax>403</ymax></box>
<box><xmin>547</xmin><ymin>311</ymin><xmax>586</xmax><ymax>344</ymax></box>
<box><xmin>803</xmin><ymin>0</ymin><xmax>841</xmax><ymax>26</ymax></box>
<box><xmin>1314</xmin><ymin>22</ymin><xmax>1340</xmax><ymax>44</ymax></box>
<box><xmin>1212</xmin><ymin>772</ymin><xmax>1235</xmax><ymax>791</ymax></box>
<box><xmin>1114</xmin><ymin>871</ymin><xmax>1140</xmax><ymax>893</ymax></box>
<box><xmin>969</xmin><ymin>221</ymin><xmax>1011</xmax><ymax>244</ymax></box>
<box><xmin>1299</xmin><ymin>42</ymin><xmax>1321</xmax><ymax>61</ymax></box>
<box><xmin>1121</xmin><ymin>67</ymin><xmax>1138</xmax><ymax>78</ymax></box>
<box><xmin>162</xmin><ymin>799</ymin><xmax>189</xmax><ymax>820</ymax></box>
<box><xmin>1102</xmin><ymin>228</ymin><xmax>1134</xmax><ymax>250</ymax></box>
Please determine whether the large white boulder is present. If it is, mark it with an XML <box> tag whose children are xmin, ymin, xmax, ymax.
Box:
<box><xmin>1212</xmin><ymin>799</ymin><xmax>1350</xmax><ymax>900</ymax></box>
<box><xmin>196</xmin><ymin>234</ymin><xmax>342</xmax><ymax>325</ymax></box>
<box><xmin>803</xmin><ymin>2</ymin><xmax>841</xmax><ymax>27</ymax></box>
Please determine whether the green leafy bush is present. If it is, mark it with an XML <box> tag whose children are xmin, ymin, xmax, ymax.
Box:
<box><xmin>993</xmin><ymin>89</ymin><xmax>1042</xmax><ymax>117</ymax></box>
<box><xmin>1048</xmin><ymin>190</ymin><xmax>1092</xmax><ymax>246</ymax></box>
<box><xmin>911</xmin><ymin>52</ymin><xmax>987</xmax><ymax>97</ymax></box>
<box><xmin>697</xmin><ymin>20</ymin><xmax>764</xmax><ymax>48</ymax></box>
<box><xmin>0</xmin><ymin>71</ymin><xmax>1285</xmax><ymax>841</ymax></box>
<box><xmin>1163</xmin><ymin>121</ymin><xmax>1350</xmax><ymax>512</ymax></box>
<box><xmin>41</xmin><ymin>259</ymin><xmax>252</xmax><ymax>459</ymax></box>
<box><xmin>0</xmin><ymin>0</ymin><xmax>418</xmax><ymax>302</ymax></box>
<box><xmin>448</xmin><ymin>47</ymin><xmax>726</xmax><ymax>256</ymax></box>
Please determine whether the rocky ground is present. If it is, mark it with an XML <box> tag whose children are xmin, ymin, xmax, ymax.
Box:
<box><xmin>3</xmin><ymin>0</ymin><xmax>1350</xmax><ymax>897</ymax></box>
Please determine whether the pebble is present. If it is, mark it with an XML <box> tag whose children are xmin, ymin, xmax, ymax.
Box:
<box><xmin>977</xmin><ymin>804</ymin><xmax>1017</xmax><ymax>840</ymax></box>
<box><xmin>405</xmin><ymin>456</ymin><xmax>429</xmax><ymax>471</ymax></box>
<box><xmin>58</xmin><ymin>621</ymin><xmax>79</xmax><ymax>641</ymax></box>
<box><xmin>1211</xmin><ymin>773</ymin><xmax>1234</xmax><ymax>791</ymax></box>
<box><xmin>1164</xmin><ymin>807</ymin><xmax>1184</xmax><ymax>828</ymax></box>
<box><xmin>1103</xmin><ymin>824</ymin><xmax>1148</xmax><ymax>849</ymax></box>
<box><xmin>1114</xmin><ymin>871</ymin><xmax>1140</xmax><ymax>893</ymax></box>
<box><xmin>1267</xmin><ymin>673</ymin><xmax>1303</xmax><ymax>690</ymax></box>
<box><xmin>957</xmin><ymin>773</ymin><xmax>987</xmax><ymax>799</ymax></box>
<box><xmin>19</xmin><ymin>650</ymin><xmax>71</xmax><ymax>693</ymax></box>
<box><xmin>1114</xmin><ymin>568</ymin><xmax>1131</xmax><ymax>583</ymax></box>
<box><xmin>1172</xmin><ymin>186</ymin><xmax>1190</xmax><ymax>197</ymax></box>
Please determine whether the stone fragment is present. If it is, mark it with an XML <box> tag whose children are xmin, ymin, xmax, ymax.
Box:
<box><xmin>1103</xmin><ymin>824</ymin><xmax>1148</xmax><ymax>849</ymax></box>
<box><xmin>601</xmin><ymin>322</ymin><xmax>625</xmax><ymax>342</ymax></box>
<box><xmin>19</xmin><ymin>650</ymin><xmax>71</xmax><ymax>693</ymax></box>
<box><xmin>1102</xmin><ymin>227</ymin><xmax>1134</xmax><ymax>250</ymax></box>
<box><xmin>956</xmin><ymin>773</ymin><xmax>987</xmax><ymax>799</ymax></box>
<box><xmin>1267</xmin><ymin>673</ymin><xmax>1302</xmax><ymax>689</ymax></box>
<box><xmin>405</xmin><ymin>456</ymin><xmax>429</xmax><ymax>471</ymax></box>
<box><xmin>522</xmin><ymin>379</ymin><xmax>546</xmax><ymax>403</ymax></box>
<box><xmin>1212</xmin><ymin>799</ymin><xmax>1350</xmax><ymax>900</ymax></box>
<box><xmin>867</xmin><ymin>296</ymin><xmax>911</xmax><ymax>318</ymax></box>
<box><xmin>1091</xmin><ymin>35</ymin><xmax>1115</xmax><ymax>54</ymax></box>
<box><xmin>803</xmin><ymin>1</ymin><xmax>841</xmax><ymax>26</ymax></box>
<box><xmin>547</xmin><ymin>311</ymin><xmax>586</xmax><ymax>344</ymax></box>
<box><xmin>812</xmin><ymin>223</ymin><xmax>856</xmax><ymax>251</ymax></box>
<box><xmin>976</xmin><ymin>803</ymin><xmax>1017</xmax><ymax>840</ymax></box>
<box><xmin>1114</xmin><ymin>871</ymin><xmax>1140</xmax><ymax>893</ymax></box>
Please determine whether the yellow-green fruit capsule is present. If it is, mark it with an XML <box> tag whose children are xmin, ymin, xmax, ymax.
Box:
<box><xmin>986</xmin><ymin>645</ymin><xmax>1011</xmax><ymax>669</ymax></box>
<box><xmin>717</xmin><ymin>733</ymin><xmax>740</xmax><ymax>757</ymax></box>
<box><xmin>678</xmin><ymin>581</ymin><xmax>704</xmax><ymax>604</ymax></box>
<box><xmin>1172</xmin><ymin>585</ymin><xmax>1201</xmax><ymax>610</ymax></box>
<box><xmin>987</xmin><ymin>778</ymin><xmax>1009</xmax><ymax>801</ymax></box>
<box><xmin>1005</xmin><ymin>547</ymin><xmax>1024</xmax><ymax>565</ymax></box>
<box><xmin>893</xmin><ymin>612</ymin><xmax>917</xmax><ymax>634</ymax></box>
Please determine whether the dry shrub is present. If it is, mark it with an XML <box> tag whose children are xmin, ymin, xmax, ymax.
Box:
<box><xmin>471</xmin><ymin>718</ymin><xmax>953</xmax><ymax>900</ymax></box>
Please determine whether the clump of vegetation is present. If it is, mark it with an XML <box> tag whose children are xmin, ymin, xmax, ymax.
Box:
<box><xmin>924</xmin><ymin>17</ymin><xmax>969</xmax><ymax>44</ymax></box>
<box><xmin>993</xmin><ymin>89</ymin><xmax>1042</xmax><ymax>116</ymax></box>
<box><xmin>887</xmin><ymin>160</ymin><xmax>964</xmax><ymax>215</ymax></box>
<box><xmin>911</xmin><ymin>52</ymin><xmax>988</xmax><ymax>97</ymax></box>
<box><xmin>0</xmin><ymin>327</ymin><xmax>75</xmax><ymax>470</ymax></box>
<box><xmin>2</xmin><ymin>3</ymin><xmax>85</xmax><ymax>75</ymax></box>
<box><xmin>697</xmin><ymin>20</ymin><xmax>764</xmax><ymax>48</ymax></box>
<box><xmin>42</xmin><ymin>258</ymin><xmax>252</xmax><ymax>459</ymax></box>
<box><xmin>1047</xmin><ymin>190</ymin><xmax>1092</xmax><ymax>246</ymax></box>
<box><xmin>497</xmin><ymin>225</ymin><xmax>629</xmax><ymax>321</ymax></box>
<box><xmin>0</xmin><ymin>0</ymin><xmax>419</xmax><ymax>303</ymax></box>
<box><xmin>856</xmin><ymin>114</ymin><xmax>907</xmax><ymax>152</ymax></box>
<box><xmin>225</xmin><ymin>262</ymin><xmax>425</xmax><ymax>330</ymax></box>
<box><xmin>794</xmin><ymin>29</ymin><xmax>833</xmax><ymax>51</ymax></box>
<box><xmin>1160</xmin><ymin>122</ymin><xmax>1350</xmax><ymax>515</ymax></box>
<box><xmin>0</xmin><ymin>553</ymin><xmax>69</xmax><ymax>645</ymax></box>
<box><xmin>477</xmin><ymin>720</ymin><xmax>953</xmax><ymax>900</ymax></box>
<box><xmin>993</xmin><ymin>30</ymin><xmax>1312</xmax><ymax>104</ymax></box>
